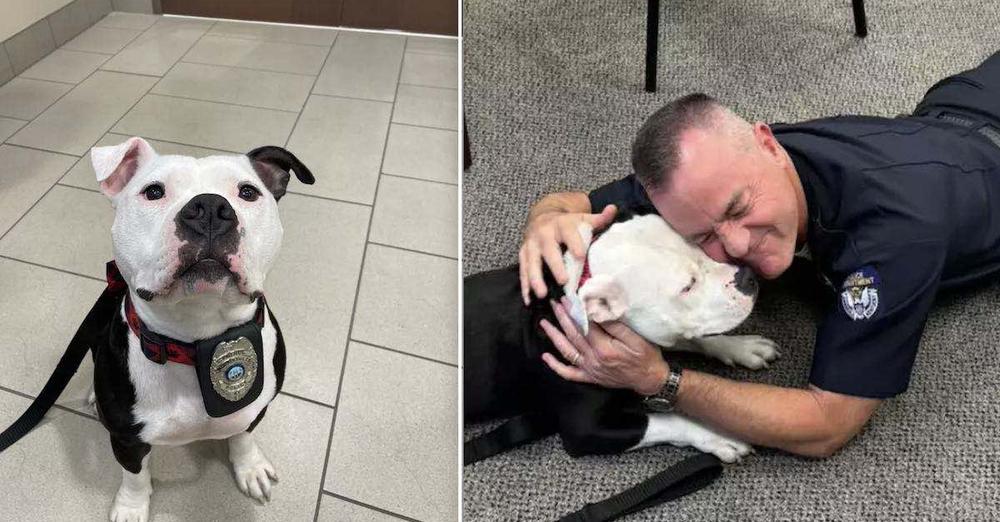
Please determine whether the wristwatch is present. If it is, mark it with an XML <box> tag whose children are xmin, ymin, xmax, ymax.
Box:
<box><xmin>642</xmin><ymin>366</ymin><xmax>683</xmax><ymax>413</ymax></box>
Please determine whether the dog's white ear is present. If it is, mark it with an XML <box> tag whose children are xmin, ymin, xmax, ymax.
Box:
<box><xmin>579</xmin><ymin>274</ymin><xmax>628</xmax><ymax>323</ymax></box>
<box><xmin>92</xmin><ymin>137</ymin><xmax>157</xmax><ymax>198</ymax></box>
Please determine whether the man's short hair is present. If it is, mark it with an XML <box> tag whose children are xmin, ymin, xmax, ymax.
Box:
<box><xmin>631</xmin><ymin>93</ymin><xmax>722</xmax><ymax>191</ymax></box>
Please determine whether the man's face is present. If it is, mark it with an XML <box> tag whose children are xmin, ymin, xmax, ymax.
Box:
<box><xmin>647</xmin><ymin>123</ymin><xmax>800</xmax><ymax>279</ymax></box>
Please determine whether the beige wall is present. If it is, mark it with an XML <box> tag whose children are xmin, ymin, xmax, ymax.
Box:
<box><xmin>0</xmin><ymin>0</ymin><xmax>75</xmax><ymax>42</ymax></box>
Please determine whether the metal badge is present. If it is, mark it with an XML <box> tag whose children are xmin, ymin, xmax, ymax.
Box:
<box><xmin>209</xmin><ymin>336</ymin><xmax>259</xmax><ymax>402</ymax></box>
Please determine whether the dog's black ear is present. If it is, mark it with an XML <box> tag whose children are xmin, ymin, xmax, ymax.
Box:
<box><xmin>246</xmin><ymin>146</ymin><xmax>316</xmax><ymax>201</ymax></box>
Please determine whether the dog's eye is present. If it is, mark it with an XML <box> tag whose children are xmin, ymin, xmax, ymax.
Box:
<box><xmin>142</xmin><ymin>183</ymin><xmax>165</xmax><ymax>201</ymax></box>
<box><xmin>681</xmin><ymin>277</ymin><xmax>696</xmax><ymax>294</ymax></box>
<box><xmin>239</xmin><ymin>184</ymin><xmax>261</xmax><ymax>202</ymax></box>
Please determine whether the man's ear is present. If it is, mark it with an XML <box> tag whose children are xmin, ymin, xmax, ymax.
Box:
<box><xmin>578</xmin><ymin>274</ymin><xmax>628</xmax><ymax>323</ymax></box>
<box><xmin>246</xmin><ymin>146</ymin><xmax>316</xmax><ymax>201</ymax></box>
<box><xmin>91</xmin><ymin>137</ymin><xmax>157</xmax><ymax>198</ymax></box>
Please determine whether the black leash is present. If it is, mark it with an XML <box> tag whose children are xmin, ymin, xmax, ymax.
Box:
<box><xmin>466</xmin><ymin>415</ymin><xmax>725</xmax><ymax>521</ymax></box>
<box><xmin>557</xmin><ymin>453</ymin><xmax>722</xmax><ymax>522</ymax></box>
<box><xmin>0</xmin><ymin>263</ymin><xmax>126</xmax><ymax>453</ymax></box>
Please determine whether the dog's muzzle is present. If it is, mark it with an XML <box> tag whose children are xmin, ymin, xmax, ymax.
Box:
<box><xmin>734</xmin><ymin>266</ymin><xmax>758</xmax><ymax>296</ymax></box>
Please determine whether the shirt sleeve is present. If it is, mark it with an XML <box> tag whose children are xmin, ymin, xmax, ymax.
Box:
<box><xmin>809</xmin><ymin>240</ymin><xmax>947</xmax><ymax>398</ymax></box>
<box><xmin>587</xmin><ymin>174</ymin><xmax>654</xmax><ymax>213</ymax></box>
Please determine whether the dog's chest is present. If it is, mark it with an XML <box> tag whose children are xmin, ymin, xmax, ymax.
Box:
<box><xmin>124</xmin><ymin>319</ymin><xmax>278</xmax><ymax>446</ymax></box>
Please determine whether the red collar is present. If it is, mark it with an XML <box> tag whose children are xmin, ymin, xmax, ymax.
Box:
<box><xmin>106</xmin><ymin>261</ymin><xmax>266</xmax><ymax>366</ymax></box>
<box><xmin>577</xmin><ymin>230</ymin><xmax>603</xmax><ymax>289</ymax></box>
<box><xmin>579</xmin><ymin>254</ymin><xmax>593</xmax><ymax>288</ymax></box>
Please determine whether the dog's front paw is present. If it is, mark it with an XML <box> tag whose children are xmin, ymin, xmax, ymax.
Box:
<box><xmin>233</xmin><ymin>451</ymin><xmax>278</xmax><ymax>504</ymax></box>
<box><xmin>701</xmin><ymin>335</ymin><xmax>780</xmax><ymax>370</ymax></box>
<box><xmin>692</xmin><ymin>434</ymin><xmax>752</xmax><ymax>463</ymax></box>
<box><xmin>109</xmin><ymin>495</ymin><xmax>149</xmax><ymax>522</ymax></box>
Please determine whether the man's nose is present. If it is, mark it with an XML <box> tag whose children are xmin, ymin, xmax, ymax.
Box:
<box><xmin>178</xmin><ymin>193</ymin><xmax>237</xmax><ymax>239</ymax></box>
<box><xmin>717</xmin><ymin>224</ymin><xmax>750</xmax><ymax>260</ymax></box>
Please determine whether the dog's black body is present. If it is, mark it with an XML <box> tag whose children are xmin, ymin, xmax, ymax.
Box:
<box><xmin>464</xmin><ymin>212</ymin><xmax>653</xmax><ymax>457</ymax></box>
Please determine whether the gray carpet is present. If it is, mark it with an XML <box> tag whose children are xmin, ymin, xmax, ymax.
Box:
<box><xmin>462</xmin><ymin>1</ymin><xmax>1000</xmax><ymax>520</ymax></box>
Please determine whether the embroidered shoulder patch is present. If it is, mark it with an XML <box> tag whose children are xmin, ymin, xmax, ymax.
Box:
<box><xmin>840</xmin><ymin>266</ymin><xmax>880</xmax><ymax>321</ymax></box>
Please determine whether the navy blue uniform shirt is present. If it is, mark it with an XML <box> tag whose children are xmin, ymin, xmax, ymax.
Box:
<box><xmin>589</xmin><ymin>115</ymin><xmax>1000</xmax><ymax>398</ymax></box>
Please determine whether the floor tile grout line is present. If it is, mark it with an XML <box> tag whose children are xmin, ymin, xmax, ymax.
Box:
<box><xmin>398</xmin><ymin>82</ymin><xmax>459</xmax><ymax>91</ymax></box>
<box><xmin>0</xmin><ymin>254</ymin><xmax>104</xmax><ymax>282</ymax></box>
<box><xmin>142</xmin><ymin>91</ymin><xmax>302</xmax><ymax>115</ymax></box>
<box><xmin>181</xmin><ymin>58</ymin><xmax>322</xmax><ymax>78</ymax></box>
<box><xmin>392</xmin><ymin>120</ymin><xmax>459</xmax><ymax>134</ymax></box>
<box><xmin>380</xmin><ymin>172</ymin><xmax>458</xmax><ymax>187</ymax></box>
<box><xmin>309</xmin><ymin>91</ymin><xmax>395</xmax><ymax>106</ymax></box>
<box><xmin>366</xmin><ymin>241</ymin><xmax>458</xmax><ymax>261</ymax></box>
<box><xmin>97</xmin><ymin>69</ymin><xmax>164</xmax><ymax>79</ymax></box>
<box><xmin>1</xmin><ymin>143</ymin><xmax>81</xmax><ymax>158</ymax></box>
<box><xmin>165</xmin><ymin>58</ymin><xmax>320</xmax><ymax>79</ymax></box>
<box><xmin>200</xmin><ymin>31</ymin><xmax>336</xmax><ymax>49</ymax></box>
<box><xmin>286</xmin><ymin>32</ymin><xmax>338</xmax><ymax>148</ymax></box>
<box><xmin>350</xmin><ymin>339</ymin><xmax>458</xmax><ymax>369</ymax></box>
<box><xmin>389</xmin><ymin>120</ymin><xmax>459</xmax><ymax>133</ymax></box>
<box><xmin>312</xmin><ymin>42</ymin><xmax>406</xmax><ymax>522</ymax></box>
<box><xmin>284</xmin><ymin>190</ymin><xmax>372</xmax><ymax>207</ymax></box>
<box><xmin>18</xmin><ymin>75</ymin><xmax>90</xmax><ymax>86</ymax></box>
<box><xmin>0</xmin><ymin>384</ymin><xmax>99</xmax><ymax>423</ymax></box>
<box><xmin>56</xmin><ymin>182</ymin><xmax>99</xmax><ymax>193</ymax></box>
<box><xmin>7</xmin><ymin>75</ymin><xmax>82</xmax><ymax>87</ymax></box>
<box><xmin>277</xmin><ymin>390</ymin><xmax>335</xmax><ymax>410</ymax></box>
<box><xmin>321</xmin><ymin>491</ymin><xmax>423</xmax><ymax>522</ymax></box>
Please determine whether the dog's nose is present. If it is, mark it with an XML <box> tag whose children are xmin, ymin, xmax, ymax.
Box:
<box><xmin>734</xmin><ymin>266</ymin><xmax>757</xmax><ymax>296</ymax></box>
<box><xmin>179</xmin><ymin>194</ymin><xmax>236</xmax><ymax>239</ymax></box>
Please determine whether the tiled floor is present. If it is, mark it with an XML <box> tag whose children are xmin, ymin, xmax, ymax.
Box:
<box><xmin>0</xmin><ymin>13</ymin><xmax>458</xmax><ymax>522</ymax></box>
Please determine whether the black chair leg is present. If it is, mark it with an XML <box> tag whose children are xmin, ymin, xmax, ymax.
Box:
<box><xmin>463</xmin><ymin>117</ymin><xmax>472</xmax><ymax>171</ymax></box>
<box><xmin>852</xmin><ymin>0</ymin><xmax>868</xmax><ymax>37</ymax></box>
<box><xmin>645</xmin><ymin>0</ymin><xmax>660</xmax><ymax>92</ymax></box>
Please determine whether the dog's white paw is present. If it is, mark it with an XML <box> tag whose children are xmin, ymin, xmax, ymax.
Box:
<box><xmin>233</xmin><ymin>451</ymin><xmax>278</xmax><ymax>504</ymax></box>
<box><xmin>701</xmin><ymin>335</ymin><xmax>780</xmax><ymax>370</ymax></box>
<box><xmin>692</xmin><ymin>434</ymin><xmax>753</xmax><ymax>463</ymax></box>
<box><xmin>109</xmin><ymin>494</ymin><xmax>149</xmax><ymax>522</ymax></box>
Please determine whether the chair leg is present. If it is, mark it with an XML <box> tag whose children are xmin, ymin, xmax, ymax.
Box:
<box><xmin>463</xmin><ymin>117</ymin><xmax>472</xmax><ymax>171</ymax></box>
<box><xmin>852</xmin><ymin>0</ymin><xmax>868</xmax><ymax>37</ymax></box>
<box><xmin>645</xmin><ymin>0</ymin><xmax>660</xmax><ymax>92</ymax></box>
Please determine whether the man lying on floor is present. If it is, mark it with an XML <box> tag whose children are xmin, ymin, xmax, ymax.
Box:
<box><xmin>519</xmin><ymin>50</ymin><xmax>1000</xmax><ymax>458</ymax></box>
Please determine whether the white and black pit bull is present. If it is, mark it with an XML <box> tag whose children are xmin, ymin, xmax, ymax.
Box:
<box><xmin>75</xmin><ymin>137</ymin><xmax>309</xmax><ymax>521</ymax></box>
<box><xmin>464</xmin><ymin>209</ymin><xmax>780</xmax><ymax>463</ymax></box>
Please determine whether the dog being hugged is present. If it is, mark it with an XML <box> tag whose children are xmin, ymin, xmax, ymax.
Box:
<box><xmin>86</xmin><ymin>137</ymin><xmax>313</xmax><ymax>522</ymax></box>
<box><xmin>464</xmin><ymin>208</ymin><xmax>780</xmax><ymax>462</ymax></box>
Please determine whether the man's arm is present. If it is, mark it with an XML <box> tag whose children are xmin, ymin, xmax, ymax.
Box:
<box><xmin>539</xmin><ymin>299</ymin><xmax>881</xmax><ymax>458</ymax></box>
<box><xmin>677</xmin><ymin>371</ymin><xmax>881</xmax><ymax>458</ymax></box>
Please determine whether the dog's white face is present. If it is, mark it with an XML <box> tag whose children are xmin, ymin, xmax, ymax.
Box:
<box><xmin>565</xmin><ymin>214</ymin><xmax>757</xmax><ymax>346</ymax></box>
<box><xmin>92</xmin><ymin>137</ymin><xmax>313</xmax><ymax>305</ymax></box>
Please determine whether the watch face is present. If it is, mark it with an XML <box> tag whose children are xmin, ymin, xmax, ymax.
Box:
<box><xmin>643</xmin><ymin>396</ymin><xmax>674</xmax><ymax>413</ymax></box>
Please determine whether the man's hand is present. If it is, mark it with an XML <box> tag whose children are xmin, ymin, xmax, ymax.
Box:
<box><xmin>539</xmin><ymin>297</ymin><xmax>669</xmax><ymax>396</ymax></box>
<box><xmin>519</xmin><ymin>204</ymin><xmax>617</xmax><ymax>305</ymax></box>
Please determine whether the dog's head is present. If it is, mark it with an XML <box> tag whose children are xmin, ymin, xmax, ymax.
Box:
<box><xmin>93</xmin><ymin>137</ymin><xmax>314</xmax><ymax>304</ymax></box>
<box><xmin>565</xmin><ymin>212</ymin><xmax>757</xmax><ymax>346</ymax></box>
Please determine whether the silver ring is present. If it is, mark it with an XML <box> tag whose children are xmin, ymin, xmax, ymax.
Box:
<box><xmin>571</xmin><ymin>352</ymin><xmax>581</xmax><ymax>366</ymax></box>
